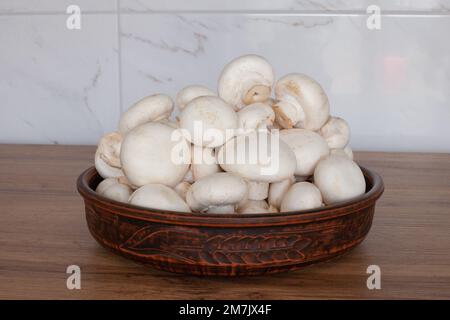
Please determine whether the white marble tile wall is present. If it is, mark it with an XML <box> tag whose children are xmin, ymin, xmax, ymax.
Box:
<box><xmin>0</xmin><ymin>1</ymin><xmax>449</xmax><ymax>152</ymax></box>
<box><xmin>120</xmin><ymin>1</ymin><xmax>450</xmax><ymax>13</ymax></box>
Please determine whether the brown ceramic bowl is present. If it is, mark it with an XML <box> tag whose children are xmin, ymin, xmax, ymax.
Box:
<box><xmin>77</xmin><ymin>165</ymin><xmax>383</xmax><ymax>276</ymax></box>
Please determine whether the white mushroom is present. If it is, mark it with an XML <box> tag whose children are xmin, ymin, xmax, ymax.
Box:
<box><xmin>95</xmin><ymin>150</ymin><xmax>123</xmax><ymax>179</ymax></box>
<box><xmin>101</xmin><ymin>183</ymin><xmax>133</xmax><ymax>203</ymax></box>
<box><xmin>280</xmin><ymin>182</ymin><xmax>323</xmax><ymax>212</ymax></box>
<box><xmin>179</xmin><ymin>96</ymin><xmax>238</xmax><ymax>148</ymax></box>
<box><xmin>279</xmin><ymin>129</ymin><xmax>330</xmax><ymax>176</ymax></box>
<box><xmin>330</xmin><ymin>145</ymin><xmax>354</xmax><ymax>160</ymax></box>
<box><xmin>174</xmin><ymin>181</ymin><xmax>191</xmax><ymax>201</ymax></box>
<box><xmin>129</xmin><ymin>184</ymin><xmax>191</xmax><ymax>212</ymax></box>
<box><xmin>96</xmin><ymin>177</ymin><xmax>133</xmax><ymax>203</ymax></box>
<box><xmin>273</xmin><ymin>73</ymin><xmax>330</xmax><ymax>130</ymax></box>
<box><xmin>96</xmin><ymin>132</ymin><xmax>122</xmax><ymax>168</ymax></box>
<box><xmin>218</xmin><ymin>54</ymin><xmax>274</xmax><ymax>110</ymax></box>
<box><xmin>176</xmin><ymin>85</ymin><xmax>215</xmax><ymax>111</ymax></box>
<box><xmin>118</xmin><ymin>94</ymin><xmax>174</xmax><ymax>134</ymax></box>
<box><xmin>120</xmin><ymin>122</ymin><xmax>190</xmax><ymax>188</ymax></box>
<box><xmin>268</xmin><ymin>176</ymin><xmax>295</xmax><ymax>209</ymax></box>
<box><xmin>191</xmin><ymin>145</ymin><xmax>221</xmax><ymax>181</ymax></box>
<box><xmin>237</xmin><ymin>200</ymin><xmax>278</xmax><ymax>214</ymax></box>
<box><xmin>186</xmin><ymin>172</ymin><xmax>248</xmax><ymax>213</ymax></box>
<box><xmin>320</xmin><ymin>116</ymin><xmax>350</xmax><ymax>149</ymax></box>
<box><xmin>246</xmin><ymin>180</ymin><xmax>269</xmax><ymax>201</ymax></box>
<box><xmin>237</xmin><ymin>102</ymin><xmax>275</xmax><ymax>134</ymax></box>
<box><xmin>314</xmin><ymin>155</ymin><xmax>366</xmax><ymax>204</ymax></box>
<box><xmin>217</xmin><ymin>130</ymin><xmax>297</xmax><ymax>183</ymax></box>
<box><xmin>96</xmin><ymin>177</ymin><xmax>120</xmax><ymax>194</ymax></box>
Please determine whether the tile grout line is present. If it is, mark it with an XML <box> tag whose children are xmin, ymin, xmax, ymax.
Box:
<box><xmin>116</xmin><ymin>0</ymin><xmax>124</xmax><ymax>114</ymax></box>
<box><xmin>0</xmin><ymin>10</ymin><xmax>450</xmax><ymax>17</ymax></box>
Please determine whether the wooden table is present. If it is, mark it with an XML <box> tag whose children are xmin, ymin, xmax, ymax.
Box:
<box><xmin>1</xmin><ymin>144</ymin><xmax>449</xmax><ymax>299</ymax></box>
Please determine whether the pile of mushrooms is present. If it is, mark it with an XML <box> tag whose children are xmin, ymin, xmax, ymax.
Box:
<box><xmin>94</xmin><ymin>54</ymin><xmax>366</xmax><ymax>214</ymax></box>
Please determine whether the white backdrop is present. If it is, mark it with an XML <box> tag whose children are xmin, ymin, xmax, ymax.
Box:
<box><xmin>1</xmin><ymin>1</ymin><xmax>449</xmax><ymax>152</ymax></box>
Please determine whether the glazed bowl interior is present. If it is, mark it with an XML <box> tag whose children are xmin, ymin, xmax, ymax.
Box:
<box><xmin>78</xmin><ymin>165</ymin><xmax>384</xmax><ymax>224</ymax></box>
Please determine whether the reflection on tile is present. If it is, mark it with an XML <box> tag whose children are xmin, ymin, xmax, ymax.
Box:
<box><xmin>0</xmin><ymin>15</ymin><xmax>120</xmax><ymax>144</ymax></box>
<box><xmin>120</xmin><ymin>14</ymin><xmax>450</xmax><ymax>152</ymax></box>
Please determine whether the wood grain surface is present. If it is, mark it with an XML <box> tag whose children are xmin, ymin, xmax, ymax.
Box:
<box><xmin>0</xmin><ymin>144</ymin><xmax>449</xmax><ymax>299</ymax></box>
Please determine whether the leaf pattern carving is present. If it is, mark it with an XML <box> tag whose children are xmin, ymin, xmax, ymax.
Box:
<box><xmin>119</xmin><ymin>226</ymin><xmax>312</xmax><ymax>266</ymax></box>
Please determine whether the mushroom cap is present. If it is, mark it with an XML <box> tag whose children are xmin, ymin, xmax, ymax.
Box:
<box><xmin>218</xmin><ymin>54</ymin><xmax>274</xmax><ymax>110</ymax></box>
<box><xmin>101</xmin><ymin>183</ymin><xmax>133</xmax><ymax>203</ymax></box>
<box><xmin>95</xmin><ymin>150</ymin><xmax>124</xmax><ymax>179</ymax></box>
<box><xmin>96</xmin><ymin>177</ymin><xmax>132</xmax><ymax>203</ymax></box>
<box><xmin>268</xmin><ymin>176</ymin><xmax>295</xmax><ymax>209</ymax></box>
<box><xmin>330</xmin><ymin>145</ymin><xmax>354</xmax><ymax>160</ymax></box>
<box><xmin>280</xmin><ymin>129</ymin><xmax>330</xmax><ymax>176</ymax></box>
<box><xmin>280</xmin><ymin>182</ymin><xmax>323</xmax><ymax>212</ymax></box>
<box><xmin>237</xmin><ymin>200</ymin><xmax>278</xmax><ymax>214</ymax></box>
<box><xmin>314</xmin><ymin>155</ymin><xmax>366</xmax><ymax>204</ymax></box>
<box><xmin>179</xmin><ymin>96</ymin><xmax>238</xmax><ymax>148</ymax></box>
<box><xmin>96</xmin><ymin>177</ymin><xmax>120</xmax><ymax>194</ymax></box>
<box><xmin>320</xmin><ymin>116</ymin><xmax>350</xmax><ymax>149</ymax></box>
<box><xmin>129</xmin><ymin>184</ymin><xmax>191</xmax><ymax>212</ymax></box>
<box><xmin>176</xmin><ymin>85</ymin><xmax>215</xmax><ymax>110</ymax></box>
<box><xmin>217</xmin><ymin>130</ymin><xmax>297</xmax><ymax>183</ymax></box>
<box><xmin>191</xmin><ymin>145</ymin><xmax>221</xmax><ymax>181</ymax></box>
<box><xmin>118</xmin><ymin>94</ymin><xmax>174</xmax><ymax>134</ymax></box>
<box><xmin>120</xmin><ymin>122</ymin><xmax>190</xmax><ymax>188</ymax></box>
<box><xmin>274</xmin><ymin>73</ymin><xmax>330</xmax><ymax>130</ymax></box>
<box><xmin>97</xmin><ymin>132</ymin><xmax>122</xmax><ymax>168</ymax></box>
<box><xmin>237</xmin><ymin>102</ymin><xmax>275</xmax><ymax>134</ymax></box>
<box><xmin>186</xmin><ymin>172</ymin><xmax>248</xmax><ymax>212</ymax></box>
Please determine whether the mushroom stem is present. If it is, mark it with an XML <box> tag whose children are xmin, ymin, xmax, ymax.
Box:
<box><xmin>273</xmin><ymin>99</ymin><xmax>304</xmax><ymax>129</ymax></box>
<box><xmin>97</xmin><ymin>132</ymin><xmax>123</xmax><ymax>168</ymax></box>
<box><xmin>247</xmin><ymin>181</ymin><xmax>269</xmax><ymax>201</ymax></box>
<box><xmin>237</xmin><ymin>200</ymin><xmax>278</xmax><ymax>214</ymax></box>
<box><xmin>274</xmin><ymin>74</ymin><xmax>330</xmax><ymax>130</ymax></box>
<box><xmin>95</xmin><ymin>150</ymin><xmax>123</xmax><ymax>179</ymax></box>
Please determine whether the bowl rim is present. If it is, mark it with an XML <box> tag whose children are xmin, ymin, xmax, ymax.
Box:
<box><xmin>77</xmin><ymin>165</ymin><xmax>384</xmax><ymax>227</ymax></box>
